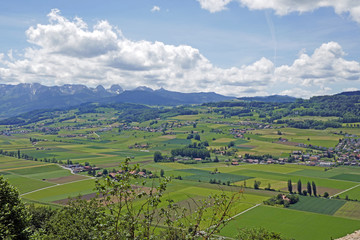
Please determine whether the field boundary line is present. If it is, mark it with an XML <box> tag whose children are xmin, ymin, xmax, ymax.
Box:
<box><xmin>227</xmin><ymin>203</ymin><xmax>261</xmax><ymax>221</ymax></box>
<box><xmin>207</xmin><ymin>203</ymin><xmax>262</xmax><ymax>232</ymax></box>
<box><xmin>0</xmin><ymin>163</ymin><xmax>54</xmax><ymax>172</ymax></box>
<box><xmin>330</xmin><ymin>184</ymin><xmax>360</xmax><ymax>198</ymax></box>
<box><xmin>20</xmin><ymin>184</ymin><xmax>60</xmax><ymax>197</ymax></box>
<box><xmin>20</xmin><ymin>177</ymin><xmax>93</xmax><ymax>197</ymax></box>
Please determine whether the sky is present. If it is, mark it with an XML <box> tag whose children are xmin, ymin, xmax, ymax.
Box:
<box><xmin>0</xmin><ymin>0</ymin><xmax>360</xmax><ymax>98</ymax></box>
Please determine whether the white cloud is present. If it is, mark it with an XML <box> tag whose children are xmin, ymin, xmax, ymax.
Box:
<box><xmin>0</xmin><ymin>9</ymin><xmax>359</xmax><ymax>98</ymax></box>
<box><xmin>279</xmin><ymin>87</ymin><xmax>332</xmax><ymax>99</ymax></box>
<box><xmin>151</xmin><ymin>6</ymin><xmax>161</xmax><ymax>12</ymax></box>
<box><xmin>197</xmin><ymin>0</ymin><xmax>232</xmax><ymax>13</ymax></box>
<box><xmin>275</xmin><ymin>42</ymin><xmax>360</xmax><ymax>88</ymax></box>
<box><xmin>343</xmin><ymin>87</ymin><xmax>359</xmax><ymax>92</ymax></box>
<box><xmin>0</xmin><ymin>9</ymin><xmax>273</xmax><ymax>96</ymax></box>
<box><xmin>197</xmin><ymin>0</ymin><xmax>360</xmax><ymax>23</ymax></box>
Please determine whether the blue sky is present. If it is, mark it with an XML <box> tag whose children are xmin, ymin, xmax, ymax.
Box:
<box><xmin>0</xmin><ymin>0</ymin><xmax>359</xmax><ymax>98</ymax></box>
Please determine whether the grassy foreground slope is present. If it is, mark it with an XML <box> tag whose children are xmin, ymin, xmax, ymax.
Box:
<box><xmin>220</xmin><ymin>205</ymin><xmax>360</xmax><ymax>240</ymax></box>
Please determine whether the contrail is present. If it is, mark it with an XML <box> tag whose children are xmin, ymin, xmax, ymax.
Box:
<box><xmin>265</xmin><ymin>10</ymin><xmax>277</xmax><ymax>69</ymax></box>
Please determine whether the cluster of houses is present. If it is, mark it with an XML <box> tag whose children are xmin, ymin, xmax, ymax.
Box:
<box><xmin>206</xmin><ymin>120</ymin><xmax>274</xmax><ymax>129</ymax></box>
<box><xmin>334</xmin><ymin>137</ymin><xmax>360</xmax><ymax>166</ymax></box>
<box><xmin>120</xmin><ymin>120</ymin><xmax>196</xmax><ymax>134</ymax></box>
<box><xmin>64</xmin><ymin>164</ymin><xmax>100</xmax><ymax>174</ymax></box>
<box><xmin>228</xmin><ymin>125</ymin><xmax>273</xmax><ymax>139</ymax></box>
<box><xmin>100</xmin><ymin>169</ymin><xmax>153</xmax><ymax>178</ymax></box>
<box><xmin>229</xmin><ymin>128</ymin><xmax>247</xmax><ymax>138</ymax></box>
<box><xmin>0</xmin><ymin>129</ymin><xmax>30</xmax><ymax>136</ymax></box>
<box><xmin>239</xmin><ymin>158</ymin><xmax>286</xmax><ymax>165</ymax></box>
<box><xmin>128</xmin><ymin>143</ymin><xmax>149</xmax><ymax>149</ymax></box>
<box><xmin>57</xmin><ymin>134</ymin><xmax>87</xmax><ymax>138</ymax></box>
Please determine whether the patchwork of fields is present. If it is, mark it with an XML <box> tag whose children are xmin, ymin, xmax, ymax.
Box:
<box><xmin>1</xmin><ymin>111</ymin><xmax>360</xmax><ymax>239</ymax></box>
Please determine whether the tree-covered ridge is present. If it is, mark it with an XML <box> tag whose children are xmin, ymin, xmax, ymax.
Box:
<box><xmin>204</xmin><ymin>91</ymin><xmax>360</xmax><ymax>128</ymax></box>
<box><xmin>0</xmin><ymin>102</ymin><xmax>198</xmax><ymax>126</ymax></box>
<box><xmin>1</xmin><ymin>90</ymin><xmax>360</xmax><ymax>130</ymax></box>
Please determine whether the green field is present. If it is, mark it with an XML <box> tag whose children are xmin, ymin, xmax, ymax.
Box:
<box><xmin>289</xmin><ymin>196</ymin><xmax>346</xmax><ymax>215</ymax></box>
<box><xmin>339</xmin><ymin>185</ymin><xmax>360</xmax><ymax>201</ymax></box>
<box><xmin>331</xmin><ymin>173</ymin><xmax>360</xmax><ymax>182</ymax></box>
<box><xmin>22</xmin><ymin>178</ymin><xmax>96</xmax><ymax>203</ymax></box>
<box><xmin>220</xmin><ymin>206</ymin><xmax>360</xmax><ymax>240</ymax></box>
<box><xmin>334</xmin><ymin>201</ymin><xmax>360</xmax><ymax>219</ymax></box>
<box><xmin>1</xmin><ymin>103</ymin><xmax>360</xmax><ymax>238</ymax></box>
<box><xmin>177</xmin><ymin>168</ymin><xmax>253</xmax><ymax>183</ymax></box>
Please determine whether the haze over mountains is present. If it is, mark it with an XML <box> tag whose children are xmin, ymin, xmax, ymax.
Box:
<box><xmin>2</xmin><ymin>83</ymin><xmax>358</xmax><ymax>120</ymax></box>
<box><xmin>0</xmin><ymin>83</ymin><xmax>234</xmax><ymax>118</ymax></box>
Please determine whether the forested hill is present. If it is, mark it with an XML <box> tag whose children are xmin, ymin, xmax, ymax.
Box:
<box><xmin>297</xmin><ymin>92</ymin><xmax>360</xmax><ymax>122</ymax></box>
<box><xmin>336</xmin><ymin>90</ymin><xmax>360</xmax><ymax>96</ymax></box>
<box><xmin>238</xmin><ymin>95</ymin><xmax>297</xmax><ymax>103</ymax></box>
<box><xmin>204</xmin><ymin>91</ymin><xmax>360</xmax><ymax>127</ymax></box>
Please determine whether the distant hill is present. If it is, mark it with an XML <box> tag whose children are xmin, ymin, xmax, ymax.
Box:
<box><xmin>335</xmin><ymin>91</ymin><xmax>360</xmax><ymax>96</ymax></box>
<box><xmin>238</xmin><ymin>95</ymin><xmax>298</xmax><ymax>103</ymax></box>
<box><xmin>0</xmin><ymin>83</ymin><xmax>234</xmax><ymax>119</ymax></box>
<box><xmin>105</xmin><ymin>88</ymin><xmax>234</xmax><ymax>106</ymax></box>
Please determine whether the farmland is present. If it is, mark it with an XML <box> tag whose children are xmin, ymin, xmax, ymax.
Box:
<box><xmin>1</xmin><ymin>101</ymin><xmax>360</xmax><ymax>239</ymax></box>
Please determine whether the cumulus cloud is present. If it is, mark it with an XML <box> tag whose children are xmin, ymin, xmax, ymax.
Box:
<box><xmin>197</xmin><ymin>0</ymin><xmax>232</xmax><ymax>13</ymax></box>
<box><xmin>275</xmin><ymin>42</ymin><xmax>360</xmax><ymax>87</ymax></box>
<box><xmin>151</xmin><ymin>6</ymin><xmax>161</xmax><ymax>12</ymax></box>
<box><xmin>279</xmin><ymin>87</ymin><xmax>332</xmax><ymax>99</ymax></box>
<box><xmin>197</xmin><ymin>0</ymin><xmax>360</xmax><ymax>23</ymax></box>
<box><xmin>0</xmin><ymin>9</ymin><xmax>359</xmax><ymax>98</ymax></box>
<box><xmin>0</xmin><ymin>9</ymin><xmax>274</xmax><ymax>96</ymax></box>
<box><xmin>343</xmin><ymin>87</ymin><xmax>359</xmax><ymax>92</ymax></box>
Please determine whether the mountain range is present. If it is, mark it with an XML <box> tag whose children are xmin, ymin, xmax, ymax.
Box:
<box><xmin>0</xmin><ymin>82</ymin><xmax>359</xmax><ymax>121</ymax></box>
<box><xmin>0</xmin><ymin>83</ymin><xmax>234</xmax><ymax>119</ymax></box>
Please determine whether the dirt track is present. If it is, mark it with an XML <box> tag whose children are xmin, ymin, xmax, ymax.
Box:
<box><xmin>336</xmin><ymin>230</ymin><xmax>360</xmax><ymax>240</ymax></box>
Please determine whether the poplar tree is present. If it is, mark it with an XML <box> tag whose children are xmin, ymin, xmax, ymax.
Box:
<box><xmin>307</xmin><ymin>182</ymin><xmax>312</xmax><ymax>196</ymax></box>
<box><xmin>297</xmin><ymin>180</ymin><xmax>302</xmax><ymax>195</ymax></box>
<box><xmin>287</xmin><ymin>179</ymin><xmax>293</xmax><ymax>193</ymax></box>
<box><xmin>312</xmin><ymin>181</ymin><xmax>317</xmax><ymax>196</ymax></box>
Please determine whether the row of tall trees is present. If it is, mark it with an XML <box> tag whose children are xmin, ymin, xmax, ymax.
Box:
<box><xmin>288</xmin><ymin>179</ymin><xmax>317</xmax><ymax>196</ymax></box>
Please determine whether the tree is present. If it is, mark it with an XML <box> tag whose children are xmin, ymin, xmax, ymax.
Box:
<box><xmin>153</xmin><ymin>151</ymin><xmax>163</xmax><ymax>162</ymax></box>
<box><xmin>312</xmin><ymin>181</ymin><xmax>317</xmax><ymax>197</ymax></box>
<box><xmin>28</xmin><ymin>204</ymin><xmax>56</xmax><ymax>234</ymax></box>
<box><xmin>307</xmin><ymin>182</ymin><xmax>312</xmax><ymax>196</ymax></box>
<box><xmin>287</xmin><ymin>179</ymin><xmax>293</xmax><ymax>193</ymax></box>
<box><xmin>297</xmin><ymin>180</ymin><xmax>302</xmax><ymax>195</ymax></box>
<box><xmin>254</xmin><ymin>180</ymin><xmax>261</xmax><ymax>189</ymax></box>
<box><xmin>0</xmin><ymin>176</ymin><xmax>30</xmax><ymax>239</ymax></box>
<box><xmin>160</xmin><ymin>169</ymin><xmax>165</xmax><ymax>177</ymax></box>
<box><xmin>36</xmin><ymin>198</ymin><xmax>110</xmax><ymax>240</ymax></box>
<box><xmin>323</xmin><ymin>192</ymin><xmax>329</xmax><ymax>198</ymax></box>
<box><xmin>236</xmin><ymin>227</ymin><xmax>284</xmax><ymax>240</ymax></box>
<box><xmin>194</xmin><ymin>134</ymin><xmax>201</xmax><ymax>141</ymax></box>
